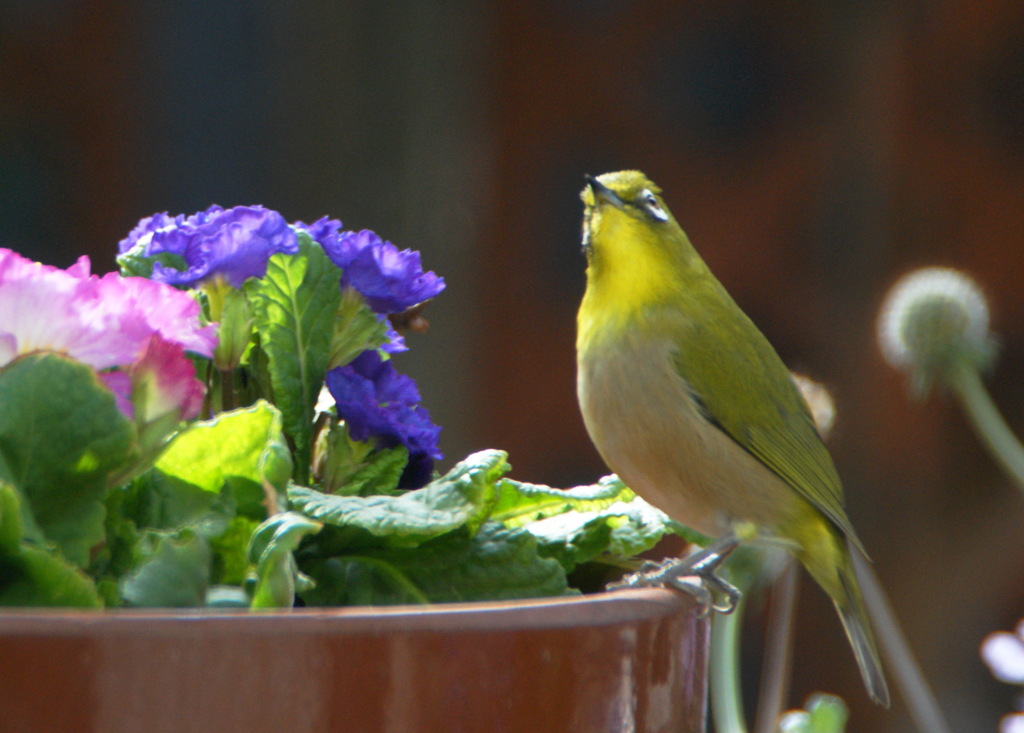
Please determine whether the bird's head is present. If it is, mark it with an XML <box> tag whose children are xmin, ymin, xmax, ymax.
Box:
<box><xmin>578</xmin><ymin>170</ymin><xmax>701</xmax><ymax>320</ymax></box>
<box><xmin>580</xmin><ymin>170</ymin><xmax>677</xmax><ymax>257</ymax></box>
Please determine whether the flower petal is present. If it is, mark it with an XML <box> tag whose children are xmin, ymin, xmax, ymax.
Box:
<box><xmin>325</xmin><ymin>351</ymin><xmax>442</xmax><ymax>486</ymax></box>
<box><xmin>122</xmin><ymin>205</ymin><xmax>299</xmax><ymax>288</ymax></box>
<box><xmin>982</xmin><ymin>630</ymin><xmax>1024</xmax><ymax>684</ymax></box>
<box><xmin>0</xmin><ymin>248</ymin><xmax>216</xmax><ymax>370</ymax></box>
<box><xmin>130</xmin><ymin>335</ymin><xmax>205</xmax><ymax>423</ymax></box>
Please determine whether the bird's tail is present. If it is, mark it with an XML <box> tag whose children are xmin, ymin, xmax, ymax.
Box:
<box><xmin>790</xmin><ymin>511</ymin><xmax>888</xmax><ymax>708</ymax></box>
<box><xmin>800</xmin><ymin>527</ymin><xmax>890</xmax><ymax>707</ymax></box>
<box><xmin>833</xmin><ymin>553</ymin><xmax>891</xmax><ymax>707</ymax></box>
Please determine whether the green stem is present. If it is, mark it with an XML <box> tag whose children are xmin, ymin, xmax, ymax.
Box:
<box><xmin>201</xmin><ymin>358</ymin><xmax>217</xmax><ymax>417</ymax></box>
<box><xmin>710</xmin><ymin>596</ymin><xmax>748</xmax><ymax>733</ymax></box>
<box><xmin>219</xmin><ymin>368</ymin><xmax>237</xmax><ymax>412</ymax></box>
<box><xmin>948</xmin><ymin>363</ymin><xmax>1024</xmax><ymax>491</ymax></box>
<box><xmin>754</xmin><ymin>557</ymin><xmax>798</xmax><ymax>733</ymax></box>
<box><xmin>852</xmin><ymin>550</ymin><xmax>951</xmax><ymax>733</ymax></box>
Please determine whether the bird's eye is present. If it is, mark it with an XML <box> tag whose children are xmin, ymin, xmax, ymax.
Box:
<box><xmin>640</xmin><ymin>189</ymin><xmax>668</xmax><ymax>222</ymax></box>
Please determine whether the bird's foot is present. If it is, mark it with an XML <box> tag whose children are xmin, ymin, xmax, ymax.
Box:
<box><xmin>608</xmin><ymin>535</ymin><xmax>742</xmax><ymax>616</ymax></box>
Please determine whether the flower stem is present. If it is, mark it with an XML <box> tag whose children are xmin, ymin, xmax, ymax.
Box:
<box><xmin>948</xmin><ymin>363</ymin><xmax>1024</xmax><ymax>492</ymax></box>
<box><xmin>215</xmin><ymin>367</ymin><xmax>236</xmax><ymax>413</ymax></box>
<box><xmin>852</xmin><ymin>550</ymin><xmax>951</xmax><ymax>733</ymax></box>
<box><xmin>754</xmin><ymin>557</ymin><xmax>798</xmax><ymax>733</ymax></box>
<box><xmin>711</xmin><ymin>596</ymin><xmax>748</xmax><ymax>733</ymax></box>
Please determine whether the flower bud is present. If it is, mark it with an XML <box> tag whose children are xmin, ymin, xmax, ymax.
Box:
<box><xmin>877</xmin><ymin>267</ymin><xmax>996</xmax><ymax>394</ymax></box>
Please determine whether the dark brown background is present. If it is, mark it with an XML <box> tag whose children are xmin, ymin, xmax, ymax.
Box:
<box><xmin>3</xmin><ymin>1</ymin><xmax>1023</xmax><ymax>730</ymax></box>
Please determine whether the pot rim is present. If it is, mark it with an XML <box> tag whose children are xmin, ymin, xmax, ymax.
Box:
<box><xmin>0</xmin><ymin>587</ymin><xmax>699</xmax><ymax>636</ymax></box>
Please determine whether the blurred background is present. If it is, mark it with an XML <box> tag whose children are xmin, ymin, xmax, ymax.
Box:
<box><xmin>3</xmin><ymin>1</ymin><xmax>1024</xmax><ymax>729</ymax></box>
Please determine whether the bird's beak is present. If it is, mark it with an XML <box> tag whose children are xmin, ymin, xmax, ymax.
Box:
<box><xmin>585</xmin><ymin>175</ymin><xmax>625</xmax><ymax>210</ymax></box>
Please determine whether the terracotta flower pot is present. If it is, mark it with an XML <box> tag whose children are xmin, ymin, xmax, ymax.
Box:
<box><xmin>0</xmin><ymin>588</ymin><xmax>708</xmax><ymax>732</ymax></box>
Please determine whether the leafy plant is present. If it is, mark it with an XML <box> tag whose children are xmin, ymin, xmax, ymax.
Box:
<box><xmin>0</xmin><ymin>208</ymin><xmax>685</xmax><ymax>609</ymax></box>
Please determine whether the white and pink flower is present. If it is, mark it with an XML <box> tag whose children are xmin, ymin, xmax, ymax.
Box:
<box><xmin>0</xmin><ymin>248</ymin><xmax>217</xmax><ymax>420</ymax></box>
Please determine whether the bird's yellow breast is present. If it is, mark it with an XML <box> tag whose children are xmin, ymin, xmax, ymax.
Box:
<box><xmin>577</xmin><ymin>209</ymin><xmax>681</xmax><ymax>353</ymax></box>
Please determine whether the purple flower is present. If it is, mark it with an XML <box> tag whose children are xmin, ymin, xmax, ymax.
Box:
<box><xmin>297</xmin><ymin>218</ymin><xmax>439</xmax><ymax>352</ymax></box>
<box><xmin>119</xmin><ymin>205</ymin><xmax>298</xmax><ymax>288</ymax></box>
<box><xmin>305</xmin><ymin>225</ymin><xmax>445</xmax><ymax>315</ymax></box>
<box><xmin>380</xmin><ymin>319</ymin><xmax>407</xmax><ymax>354</ymax></box>
<box><xmin>293</xmin><ymin>216</ymin><xmax>343</xmax><ymax>250</ymax></box>
<box><xmin>326</xmin><ymin>350</ymin><xmax>441</xmax><ymax>487</ymax></box>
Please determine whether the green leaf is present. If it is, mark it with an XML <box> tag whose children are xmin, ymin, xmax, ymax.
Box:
<box><xmin>805</xmin><ymin>694</ymin><xmax>848</xmax><ymax>733</ymax></box>
<box><xmin>493</xmin><ymin>474</ymin><xmax>693</xmax><ymax>570</ymax></box>
<box><xmin>318</xmin><ymin>421</ymin><xmax>408</xmax><ymax>496</ymax></box>
<box><xmin>492</xmin><ymin>474</ymin><xmax>631</xmax><ymax>527</ymax></box>
<box><xmin>89</xmin><ymin>482</ymin><xmax>144</xmax><ymax>595</ymax></box>
<box><xmin>299</xmin><ymin>521</ymin><xmax>570</xmax><ymax>606</ymax></box>
<box><xmin>246</xmin><ymin>234</ymin><xmax>342</xmax><ymax>483</ymax></box>
<box><xmin>152</xmin><ymin>400</ymin><xmax>286</xmax><ymax>523</ymax></box>
<box><xmin>526</xmin><ymin>514</ymin><xmax>615</xmax><ymax>571</ymax></box>
<box><xmin>595</xmin><ymin>496</ymin><xmax>692</xmax><ymax>558</ymax></box>
<box><xmin>96</xmin><ymin>404</ymin><xmax>285</xmax><ymax>605</ymax></box>
<box><xmin>211</xmin><ymin>285</ymin><xmax>254</xmax><ymax>371</ymax></box>
<box><xmin>118</xmin><ymin>469</ymin><xmax>220</xmax><ymax>533</ymax></box>
<box><xmin>289</xmin><ymin>449</ymin><xmax>509</xmax><ymax>547</ymax></box>
<box><xmin>777</xmin><ymin>694</ymin><xmax>848</xmax><ymax>733</ymax></box>
<box><xmin>0</xmin><ymin>354</ymin><xmax>137</xmax><ymax>566</ymax></box>
<box><xmin>258</xmin><ymin>438</ymin><xmax>294</xmax><ymax>497</ymax></box>
<box><xmin>341</xmin><ymin>444</ymin><xmax>408</xmax><ymax>496</ymax></box>
<box><xmin>120</xmin><ymin>529</ymin><xmax>211</xmax><ymax>607</ymax></box>
<box><xmin>526</xmin><ymin>497</ymin><xmax>681</xmax><ymax>570</ymax></box>
<box><xmin>0</xmin><ymin>545</ymin><xmax>103</xmax><ymax>607</ymax></box>
<box><xmin>328</xmin><ymin>286</ymin><xmax>390</xmax><ymax>370</ymax></box>
<box><xmin>0</xmin><ymin>480</ymin><xmax>22</xmax><ymax>551</ymax></box>
<box><xmin>248</xmin><ymin>511</ymin><xmax>323</xmax><ymax>566</ymax></box>
<box><xmin>247</xmin><ymin>511</ymin><xmax>322</xmax><ymax>609</ymax></box>
<box><xmin>116</xmin><ymin>247</ymin><xmax>187</xmax><ymax>280</ymax></box>
<box><xmin>0</xmin><ymin>482</ymin><xmax>102</xmax><ymax>607</ymax></box>
<box><xmin>209</xmin><ymin>515</ymin><xmax>260</xmax><ymax>585</ymax></box>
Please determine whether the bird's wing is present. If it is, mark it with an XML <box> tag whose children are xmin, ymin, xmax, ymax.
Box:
<box><xmin>671</xmin><ymin>307</ymin><xmax>866</xmax><ymax>554</ymax></box>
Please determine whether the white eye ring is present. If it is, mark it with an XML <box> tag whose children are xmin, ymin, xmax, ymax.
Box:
<box><xmin>640</xmin><ymin>189</ymin><xmax>668</xmax><ymax>222</ymax></box>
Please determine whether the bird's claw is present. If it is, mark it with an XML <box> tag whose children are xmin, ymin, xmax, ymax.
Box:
<box><xmin>608</xmin><ymin>537</ymin><xmax>742</xmax><ymax>617</ymax></box>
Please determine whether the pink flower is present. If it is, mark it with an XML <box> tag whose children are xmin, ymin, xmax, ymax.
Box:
<box><xmin>93</xmin><ymin>272</ymin><xmax>217</xmax><ymax>359</ymax></box>
<box><xmin>0</xmin><ymin>248</ymin><xmax>216</xmax><ymax>422</ymax></box>
<box><xmin>0</xmin><ymin>249</ymin><xmax>216</xmax><ymax>370</ymax></box>
<box><xmin>0</xmin><ymin>251</ymin><xmax>125</xmax><ymax>368</ymax></box>
<box><xmin>100</xmin><ymin>371</ymin><xmax>135</xmax><ymax>417</ymax></box>
<box><xmin>128</xmin><ymin>336</ymin><xmax>205</xmax><ymax>423</ymax></box>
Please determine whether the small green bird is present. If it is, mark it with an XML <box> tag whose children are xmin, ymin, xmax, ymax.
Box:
<box><xmin>575</xmin><ymin>170</ymin><xmax>889</xmax><ymax>706</ymax></box>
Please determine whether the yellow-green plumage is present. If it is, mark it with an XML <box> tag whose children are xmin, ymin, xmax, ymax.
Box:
<box><xmin>576</xmin><ymin>170</ymin><xmax>889</xmax><ymax>706</ymax></box>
